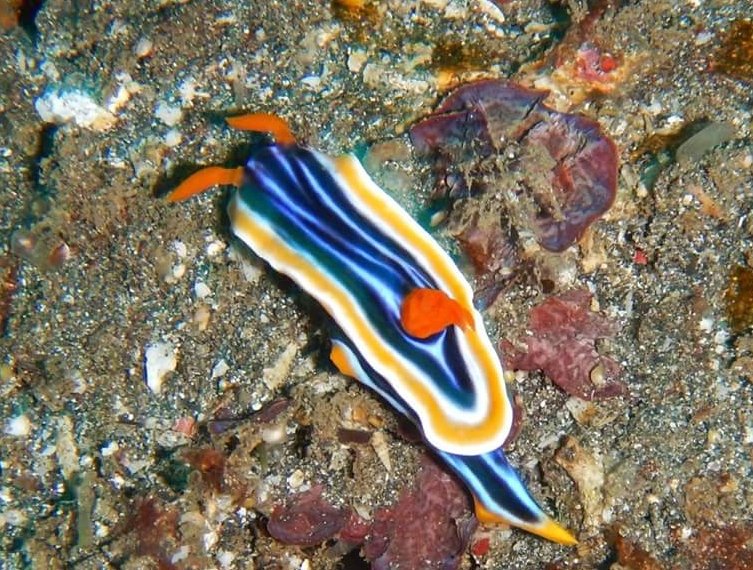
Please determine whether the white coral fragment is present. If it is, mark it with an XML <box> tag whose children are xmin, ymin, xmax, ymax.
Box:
<box><xmin>144</xmin><ymin>341</ymin><xmax>178</xmax><ymax>394</ymax></box>
<box><xmin>35</xmin><ymin>88</ymin><xmax>117</xmax><ymax>131</ymax></box>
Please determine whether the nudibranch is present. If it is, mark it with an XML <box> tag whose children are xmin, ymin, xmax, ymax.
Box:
<box><xmin>168</xmin><ymin>113</ymin><xmax>577</xmax><ymax>545</ymax></box>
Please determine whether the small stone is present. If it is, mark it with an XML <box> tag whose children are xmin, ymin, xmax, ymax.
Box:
<box><xmin>4</xmin><ymin>414</ymin><xmax>32</xmax><ymax>437</ymax></box>
<box><xmin>193</xmin><ymin>304</ymin><xmax>211</xmax><ymax>331</ymax></box>
<box><xmin>288</xmin><ymin>469</ymin><xmax>305</xmax><ymax>489</ymax></box>
<box><xmin>194</xmin><ymin>280</ymin><xmax>212</xmax><ymax>300</ymax></box>
<box><xmin>262</xmin><ymin>344</ymin><xmax>298</xmax><ymax>390</ymax></box>
<box><xmin>206</xmin><ymin>239</ymin><xmax>227</xmax><ymax>258</ymax></box>
<box><xmin>217</xmin><ymin>550</ymin><xmax>236</xmax><ymax>569</ymax></box>
<box><xmin>170</xmin><ymin>263</ymin><xmax>186</xmax><ymax>281</ymax></box>
<box><xmin>101</xmin><ymin>441</ymin><xmax>120</xmax><ymax>457</ymax></box>
<box><xmin>211</xmin><ymin>359</ymin><xmax>230</xmax><ymax>379</ymax></box>
<box><xmin>172</xmin><ymin>240</ymin><xmax>188</xmax><ymax>258</ymax></box>
<box><xmin>348</xmin><ymin>49</ymin><xmax>368</xmax><ymax>73</ymax></box>
<box><xmin>171</xmin><ymin>545</ymin><xmax>190</xmax><ymax>564</ymax></box>
<box><xmin>370</xmin><ymin>430</ymin><xmax>392</xmax><ymax>472</ymax></box>
<box><xmin>144</xmin><ymin>341</ymin><xmax>178</xmax><ymax>394</ymax></box>
<box><xmin>134</xmin><ymin>37</ymin><xmax>154</xmax><ymax>59</ymax></box>
<box><xmin>164</xmin><ymin>128</ymin><xmax>182</xmax><ymax>147</ymax></box>
<box><xmin>262</xmin><ymin>423</ymin><xmax>287</xmax><ymax>445</ymax></box>
<box><xmin>35</xmin><ymin>88</ymin><xmax>117</xmax><ymax>131</ymax></box>
<box><xmin>155</xmin><ymin>101</ymin><xmax>183</xmax><ymax>127</ymax></box>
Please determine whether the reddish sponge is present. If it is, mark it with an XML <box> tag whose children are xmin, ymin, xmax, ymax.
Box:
<box><xmin>267</xmin><ymin>458</ymin><xmax>478</xmax><ymax>567</ymax></box>
<box><xmin>503</xmin><ymin>289</ymin><xmax>626</xmax><ymax>400</ymax></box>
<box><xmin>267</xmin><ymin>485</ymin><xmax>349</xmax><ymax>547</ymax></box>
<box><xmin>363</xmin><ymin>456</ymin><xmax>477</xmax><ymax>570</ymax></box>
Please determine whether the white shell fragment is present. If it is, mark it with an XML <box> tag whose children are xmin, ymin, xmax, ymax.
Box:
<box><xmin>155</xmin><ymin>100</ymin><xmax>183</xmax><ymax>126</ymax></box>
<box><xmin>676</xmin><ymin>122</ymin><xmax>736</xmax><ymax>166</ymax></box>
<box><xmin>4</xmin><ymin>414</ymin><xmax>32</xmax><ymax>437</ymax></box>
<box><xmin>371</xmin><ymin>430</ymin><xmax>392</xmax><ymax>473</ymax></box>
<box><xmin>35</xmin><ymin>88</ymin><xmax>117</xmax><ymax>131</ymax></box>
<box><xmin>144</xmin><ymin>341</ymin><xmax>178</xmax><ymax>394</ymax></box>
<box><xmin>262</xmin><ymin>344</ymin><xmax>298</xmax><ymax>391</ymax></box>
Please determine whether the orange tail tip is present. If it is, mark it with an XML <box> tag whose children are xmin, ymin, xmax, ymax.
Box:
<box><xmin>525</xmin><ymin>517</ymin><xmax>578</xmax><ymax>546</ymax></box>
<box><xmin>400</xmin><ymin>287</ymin><xmax>474</xmax><ymax>339</ymax></box>
<box><xmin>167</xmin><ymin>166</ymin><xmax>245</xmax><ymax>202</ymax></box>
<box><xmin>473</xmin><ymin>498</ymin><xmax>578</xmax><ymax>546</ymax></box>
<box><xmin>225</xmin><ymin>113</ymin><xmax>297</xmax><ymax>145</ymax></box>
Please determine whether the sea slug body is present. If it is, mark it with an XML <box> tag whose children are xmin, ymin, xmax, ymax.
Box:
<box><xmin>168</xmin><ymin>113</ymin><xmax>576</xmax><ymax>545</ymax></box>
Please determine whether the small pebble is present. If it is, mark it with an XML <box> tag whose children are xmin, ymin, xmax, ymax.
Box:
<box><xmin>101</xmin><ymin>441</ymin><xmax>120</xmax><ymax>457</ymax></box>
<box><xmin>4</xmin><ymin>414</ymin><xmax>32</xmax><ymax>437</ymax></box>
<box><xmin>217</xmin><ymin>550</ymin><xmax>236</xmax><ymax>569</ymax></box>
<box><xmin>144</xmin><ymin>341</ymin><xmax>178</xmax><ymax>394</ymax></box>
<box><xmin>155</xmin><ymin>101</ymin><xmax>183</xmax><ymax>127</ymax></box>
<box><xmin>172</xmin><ymin>240</ymin><xmax>188</xmax><ymax>257</ymax></box>
<box><xmin>288</xmin><ymin>469</ymin><xmax>305</xmax><ymax>489</ymax></box>
<box><xmin>164</xmin><ymin>128</ymin><xmax>182</xmax><ymax>147</ymax></box>
<box><xmin>211</xmin><ymin>359</ymin><xmax>230</xmax><ymax>379</ymax></box>
<box><xmin>262</xmin><ymin>345</ymin><xmax>298</xmax><ymax>390</ymax></box>
<box><xmin>193</xmin><ymin>304</ymin><xmax>211</xmax><ymax>331</ymax></box>
<box><xmin>348</xmin><ymin>49</ymin><xmax>368</xmax><ymax>73</ymax></box>
<box><xmin>371</xmin><ymin>431</ymin><xmax>392</xmax><ymax>472</ymax></box>
<box><xmin>206</xmin><ymin>239</ymin><xmax>227</xmax><ymax>258</ymax></box>
<box><xmin>171</xmin><ymin>545</ymin><xmax>190</xmax><ymax>563</ymax></box>
<box><xmin>134</xmin><ymin>37</ymin><xmax>154</xmax><ymax>59</ymax></box>
<box><xmin>170</xmin><ymin>263</ymin><xmax>186</xmax><ymax>281</ymax></box>
<box><xmin>194</xmin><ymin>280</ymin><xmax>212</xmax><ymax>300</ymax></box>
<box><xmin>262</xmin><ymin>422</ymin><xmax>288</xmax><ymax>445</ymax></box>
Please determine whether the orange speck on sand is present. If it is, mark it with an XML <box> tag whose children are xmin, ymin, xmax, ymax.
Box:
<box><xmin>172</xmin><ymin>416</ymin><xmax>197</xmax><ymax>437</ymax></box>
<box><xmin>400</xmin><ymin>288</ymin><xmax>473</xmax><ymax>339</ymax></box>
<box><xmin>633</xmin><ymin>249</ymin><xmax>648</xmax><ymax>265</ymax></box>
<box><xmin>471</xmin><ymin>536</ymin><xmax>491</xmax><ymax>557</ymax></box>
<box><xmin>599</xmin><ymin>53</ymin><xmax>618</xmax><ymax>73</ymax></box>
<box><xmin>226</xmin><ymin>113</ymin><xmax>297</xmax><ymax>145</ymax></box>
<box><xmin>167</xmin><ymin>166</ymin><xmax>244</xmax><ymax>202</ymax></box>
<box><xmin>183</xmin><ymin>448</ymin><xmax>226</xmax><ymax>492</ymax></box>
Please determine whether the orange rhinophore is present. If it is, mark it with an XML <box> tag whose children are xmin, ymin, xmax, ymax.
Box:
<box><xmin>168</xmin><ymin>166</ymin><xmax>244</xmax><ymax>203</ymax></box>
<box><xmin>225</xmin><ymin>113</ymin><xmax>297</xmax><ymax>145</ymax></box>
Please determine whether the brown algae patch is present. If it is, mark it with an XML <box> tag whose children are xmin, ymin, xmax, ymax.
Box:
<box><xmin>712</xmin><ymin>19</ymin><xmax>753</xmax><ymax>82</ymax></box>
<box><xmin>724</xmin><ymin>265</ymin><xmax>753</xmax><ymax>334</ymax></box>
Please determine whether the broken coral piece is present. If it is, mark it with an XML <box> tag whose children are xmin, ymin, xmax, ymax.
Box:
<box><xmin>502</xmin><ymin>289</ymin><xmax>625</xmax><ymax>400</ymax></box>
<box><xmin>35</xmin><ymin>87</ymin><xmax>117</xmax><ymax>131</ymax></box>
<box><xmin>144</xmin><ymin>340</ymin><xmax>177</xmax><ymax>394</ymax></box>
<box><xmin>410</xmin><ymin>79</ymin><xmax>618</xmax><ymax>253</ymax></box>
<box><xmin>363</xmin><ymin>456</ymin><xmax>476</xmax><ymax>570</ymax></box>
<box><xmin>554</xmin><ymin>436</ymin><xmax>605</xmax><ymax>532</ymax></box>
<box><xmin>267</xmin><ymin>485</ymin><xmax>349</xmax><ymax>547</ymax></box>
